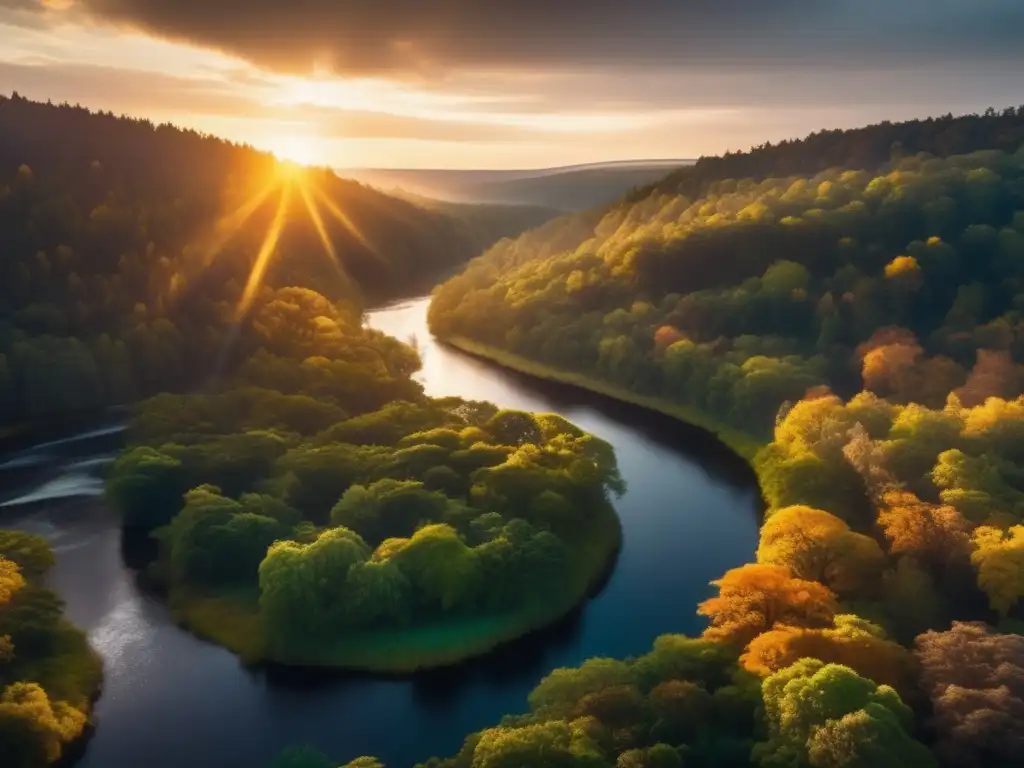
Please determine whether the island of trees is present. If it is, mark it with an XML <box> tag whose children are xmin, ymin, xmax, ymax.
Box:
<box><xmin>105</xmin><ymin>284</ymin><xmax>623</xmax><ymax>669</ymax></box>
<box><xmin>382</xmin><ymin>107</ymin><xmax>1024</xmax><ymax>767</ymax></box>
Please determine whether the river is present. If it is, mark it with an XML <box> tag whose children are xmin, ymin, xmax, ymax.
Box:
<box><xmin>0</xmin><ymin>296</ymin><xmax>759</xmax><ymax>767</ymax></box>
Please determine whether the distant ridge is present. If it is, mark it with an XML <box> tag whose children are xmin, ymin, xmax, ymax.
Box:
<box><xmin>342</xmin><ymin>158</ymin><xmax>693</xmax><ymax>178</ymax></box>
<box><xmin>342</xmin><ymin>159</ymin><xmax>695</xmax><ymax>211</ymax></box>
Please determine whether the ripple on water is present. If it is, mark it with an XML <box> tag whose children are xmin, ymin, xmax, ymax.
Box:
<box><xmin>1</xmin><ymin>472</ymin><xmax>104</xmax><ymax>507</ymax></box>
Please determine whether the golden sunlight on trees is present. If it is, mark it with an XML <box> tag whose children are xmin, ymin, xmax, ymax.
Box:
<box><xmin>884</xmin><ymin>255</ymin><xmax>922</xmax><ymax>284</ymax></box>
<box><xmin>756</xmin><ymin>506</ymin><xmax>884</xmax><ymax>596</ymax></box>
<box><xmin>741</xmin><ymin>615</ymin><xmax>913</xmax><ymax>693</ymax></box>
<box><xmin>0</xmin><ymin>556</ymin><xmax>24</xmax><ymax>664</ymax></box>
<box><xmin>970</xmin><ymin>526</ymin><xmax>1024</xmax><ymax>616</ymax></box>
<box><xmin>0</xmin><ymin>557</ymin><xmax>25</xmax><ymax>606</ymax></box>
<box><xmin>0</xmin><ymin>682</ymin><xmax>87</xmax><ymax>767</ymax></box>
<box><xmin>878</xmin><ymin>490</ymin><xmax>971</xmax><ymax>569</ymax></box>
<box><xmin>698</xmin><ymin>564</ymin><xmax>837</xmax><ymax>647</ymax></box>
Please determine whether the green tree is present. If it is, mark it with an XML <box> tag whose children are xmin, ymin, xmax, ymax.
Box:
<box><xmin>754</xmin><ymin>659</ymin><xmax>934</xmax><ymax>768</ymax></box>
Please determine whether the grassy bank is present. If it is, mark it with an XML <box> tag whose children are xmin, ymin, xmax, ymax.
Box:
<box><xmin>169</xmin><ymin>498</ymin><xmax>621</xmax><ymax>673</ymax></box>
<box><xmin>443</xmin><ymin>335</ymin><xmax>765</xmax><ymax>462</ymax></box>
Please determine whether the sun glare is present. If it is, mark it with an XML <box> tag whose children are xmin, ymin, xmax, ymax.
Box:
<box><xmin>264</xmin><ymin>135</ymin><xmax>324</xmax><ymax>167</ymax></box>
<box><xmin>193</xmin><ymin>145</ymin><xmax>381</xmax><ymax>341</ymax></box>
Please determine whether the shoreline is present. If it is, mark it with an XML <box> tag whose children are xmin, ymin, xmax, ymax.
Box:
<box><xmin>439</xmin><ymin>335</ymin><xmax>765</xmax><ymax>463</ymax></box>
<box><xmin>165</xmin><ymin>498</ymin><xmax>622</xmax><ymax>674</ymax></box>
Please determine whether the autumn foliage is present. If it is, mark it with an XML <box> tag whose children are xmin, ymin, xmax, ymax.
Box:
<box><xmin>741</xmin><ymin>615</ymin><xmax>914</xmax><ymax>695</ymax></box>
<box><xmin>915</xmin><ymin>623</ymin><xmax>1024</xmax><ymax>768</ymax></box>
<box><xmin>878</xmin><ymin>491</ymin><xmax>971</xmax><ymax>570</ymax></box>
<box><xmin>0</xmin><ymin>557</ymin><xmax>24</xmax><ymax>606</ymax></box>
<box><xmin>698</xmin><ymin>563</ymin><xmax>837</xmax><ymax>647</ymax></box>
<box><xmin>757</xmin><ymin>505</ymin><xmax>885</xmax><ymax>596</ymax></box>
<box><xmin>970</xmin><ymin>526</ymin><xmax>1024</xmax><ymax>616</ymax></box>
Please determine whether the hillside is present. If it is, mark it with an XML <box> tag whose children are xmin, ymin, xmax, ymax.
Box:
<box><xmin>431</xmin><ymin>106</ymin><xmax>1024</xmax><ymax>441</ymax></box>
<box><xmin>387</xmin><ymin>192</ymin><xmax>560</xmax><ymax>246</ymax></box>
<box><xmin>0</xmin><ymin>93</ymin><xmax>512</xmax><ymax>423</ymax></box>
<box><xmin>418</xmin><ymin>106</ymin><xmax>1024</xmax><ymax>768</ymax></box>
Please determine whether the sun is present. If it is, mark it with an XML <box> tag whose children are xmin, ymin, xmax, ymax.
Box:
<box><xmin>263</xmin><ymin>135</ymin><xmax>324</xmax><ymax>167</ymax></box>
<box><xmin>186</xmin><ymin>140</ymin><xmax>378</xmax><ymax>332</ymax></box>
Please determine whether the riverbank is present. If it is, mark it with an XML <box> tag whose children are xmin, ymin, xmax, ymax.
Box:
<box><xmin>441</xmin><ymin>336</ymin><xmax>765</xmax><ymax>463</ymax></box>
<box><xmin>165</xmin><ymin>497</ymin><xmax>622</xmax><ymax>673</ymax></box>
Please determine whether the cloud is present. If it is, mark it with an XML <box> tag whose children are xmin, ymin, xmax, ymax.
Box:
<box><xmin>0</xmin><ymin>59</ymin><xmax>576</xmax><ymax>143</ymax></box>
<box><xmin>6</xmin><ymin>0</ymin><xmax>1022</xmax><ymax>77</ymax></box>
<box><xmin>295</xmin><ymin>106</ymin><xmax>553</xmax><ymax>142</ymax></box>
<box><xmin>0</xmin><ymin>59</ymin><xmax>255</xmax><ymax>115</ymax></box>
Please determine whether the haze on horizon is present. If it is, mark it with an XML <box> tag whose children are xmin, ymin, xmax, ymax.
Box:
<box><xmin>1</xmin><ymin>0</ymin><xmax>1022</xmax><ymax>170</ymax></box>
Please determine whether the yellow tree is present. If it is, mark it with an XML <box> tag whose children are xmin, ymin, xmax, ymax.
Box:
<box><xmin>971</xmin><ymin>526</ymin><xmax>1024</xmax><ymax>616</ymax></box>
<box><xmin>0</xmin><ymin>682</ymin><xmax>87</xmax><ymax>765</ymax></box>
<box><xmin>0</xmin><ymin>556</ymin><xmax>24</xmax><ymax>605</ymax></box>
<box><xmin>698</xmin><ymin>563</ymin><xmax>837</xmax><ymax>647</ymax></box>
<box><xmin>0</xmin><ymin>557</ymin><xmax>24</xmax><ymax>663</ymax></box>
<box><xmin>756</xmin><ymin>505</ymin><xmax>885</xmax><ymax>596</ymax></box>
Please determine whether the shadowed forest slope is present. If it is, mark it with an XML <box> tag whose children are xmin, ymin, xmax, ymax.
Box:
<box><xmin>0</xmin><ymin>93</ymin><xmax>528</xmax><ymax>424</ymax></box>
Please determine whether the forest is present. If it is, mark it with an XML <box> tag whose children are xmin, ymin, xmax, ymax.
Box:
<box><xmin>104</xmin><ymin>284</ymin><xmax>623</xmax><ymax>668</ymax></box>
<box><xmin>414</xmin><ymin>108</ymin><xmax>1024</xmax><ymax>767</ymax></box>
<box><xmin>0</xmin><ymin>93</ymin><xmax>625</xmax><ymax>761</ymax></box>
<box><xmin>0</xmin><ymin>93</ymin><xmax>536</xmax><ymax>426</ymax></box>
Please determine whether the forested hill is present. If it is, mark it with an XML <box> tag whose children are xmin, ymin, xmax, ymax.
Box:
<box><xmin>633</xmin><ymin>106</ymin><xmax>1024</xmax><ymax>203</ymax></box>
<box><xmin>430</xmin><ymin>106</ymin><xmax>1024</xmax><ymax>442</ymax></box>
<box><xmin>435</xmin><ymin>107</ymin><xmax>1024</xmax><ymax>289</ymax></box>
<box><xmin>0</xmin><ymin>93</ymin><xmax>494</xmax><ymax>301</ymax></box>
<box><xmin>0</xmin><ymin>93</ymin><xmax>497</xmax><ymax>424</ymax></box>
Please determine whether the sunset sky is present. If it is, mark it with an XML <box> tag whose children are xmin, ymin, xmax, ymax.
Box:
<box><xmin>1</xmin><ymin>0</ymin><xmax>1022</xmax><ymax>170</ymax></box>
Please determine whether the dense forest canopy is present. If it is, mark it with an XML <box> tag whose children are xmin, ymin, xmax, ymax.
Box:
<box><xmin>10</xmin><ymin>92</ymin><xmax>1024</xmax><ymax>767</ymax></box>
<box><xmin>411</xmin><ymin>107</ymin><xmax>1024</xmax><ymax>768</ymax></box>
<box><xmin>0</xmin><ymin>92</ymin><xmax>534</xmax><ymax>425</ymax></box>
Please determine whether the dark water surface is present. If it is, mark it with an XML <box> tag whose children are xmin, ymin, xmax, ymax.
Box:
<box><xmin>0</xmin><ymin>297</ymin><xmax>759</xmax><ymax>768</ymax></box>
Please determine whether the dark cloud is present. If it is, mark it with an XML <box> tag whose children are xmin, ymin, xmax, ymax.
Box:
<box><xmin>8</xmin><ymin>0</ymin><xmax>1023</xmax><ymax>76</ymax></box>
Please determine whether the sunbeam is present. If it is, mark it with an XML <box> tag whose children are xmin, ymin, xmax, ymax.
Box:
<box><xmin>201</xmin><ymin>179</ymin><xmax>279</xmax><ymax>269</ymax></box>
<box><xmin>298</xmin><ymin>179</ymin><xmax>356</xmax><ymax>292</ymax></box>
<box><xmin>235</xmin><ymin>179</ymin><xmax>293</xmax><ymax>321</ymax></box>
<box><xmin>311</xmin><ymin>183</ymin><xmax>377</xmax><ymax>256</ymax></box>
